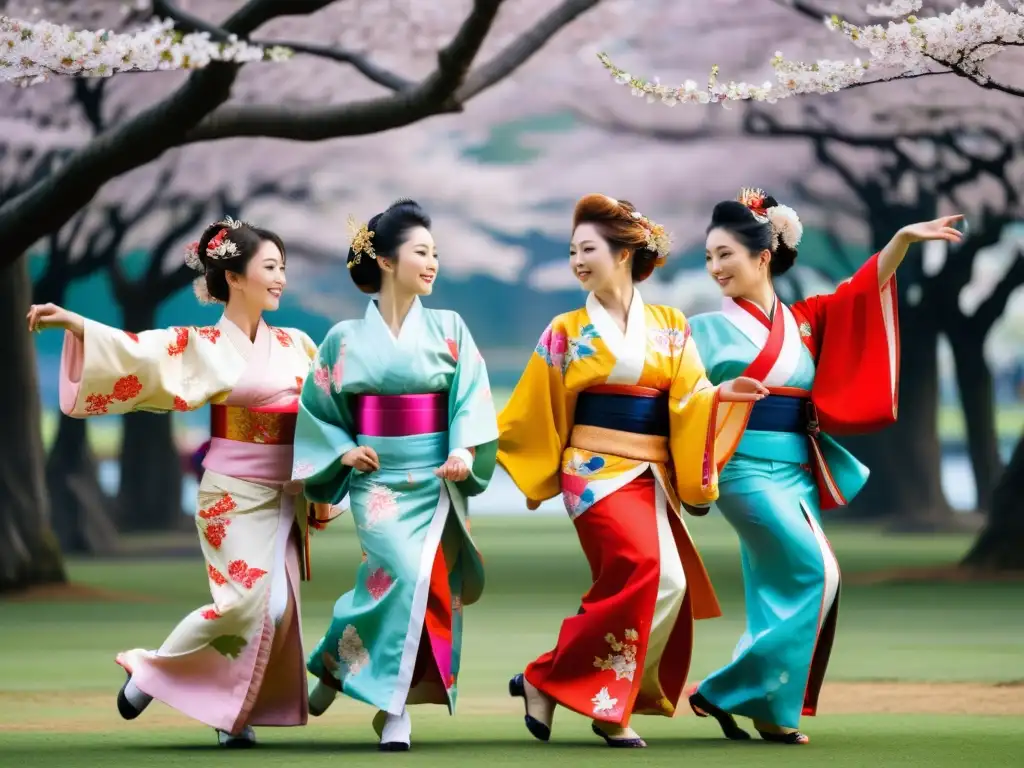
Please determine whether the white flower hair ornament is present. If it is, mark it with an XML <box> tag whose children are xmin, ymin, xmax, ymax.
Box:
<box><xmin>185</xmin><ymin>216</ymin><xmax>247</xmax><ymax>304</ymax></box>
<box><xmin>737</xmin><ymin>188</ymin><xmax>803</xmax><ymax>250</ymax></box>
<box><xmin>629</xmin><ymin>210</ymin><xmax>672</xmax><ymax>263</ymax></box>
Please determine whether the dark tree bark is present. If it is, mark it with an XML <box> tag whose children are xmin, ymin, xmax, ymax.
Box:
<box><xmin>962</xmin><ymin>428</ymin><xmax>1024</xmax><ymax>570</ymax></box>
<box><xmin>45</xmin><ymin>415</ymin><xmax>119</xmax><ymax>554</ymax></box>
<box><xmin>0</xmin><ymin>258</ymin><xmax>66</xmax><ymax>592</ymax></box>
<box><xmin>114</xmin><ymin>301</ymin><xmax>187</xmax><ymax>534</ymax></box>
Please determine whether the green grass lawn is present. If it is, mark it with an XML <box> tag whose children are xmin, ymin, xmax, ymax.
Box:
<box><xmin>1</xmin><ymin>515</ymin><xmax>1022</xmax><ymax>765</ymax></box>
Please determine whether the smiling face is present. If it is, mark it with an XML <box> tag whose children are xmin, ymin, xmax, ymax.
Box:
<box><xmin>570</xmin><ymin>223</ymin><xmax>629</xmax><ymax>293</ymax></box>
<box><xmin>227</xmin><ymin>239</ymin><xmax>286</xmax><ymax>311</ymax></box>
<box><xmin>705</xmin><ymin>226</ymin><xmax>769</xmax><ymax>299</ymax></box>
<box><xmin>381</xmin><ymin>225</ymin><xmax>437</xmax><ymax>296</ymax></box>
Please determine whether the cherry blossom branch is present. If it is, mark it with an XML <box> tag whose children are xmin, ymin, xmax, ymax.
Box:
<box><xmin>597</xmin><ymin>1</ymin><xmax>1024</xmax><ymax>106</ymax></box>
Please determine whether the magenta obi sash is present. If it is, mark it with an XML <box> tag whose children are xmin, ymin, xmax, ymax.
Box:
<box><xmin>354</xmin><ymin>393</ymin><xmax>448</xmax><ymax>437</ymax></box>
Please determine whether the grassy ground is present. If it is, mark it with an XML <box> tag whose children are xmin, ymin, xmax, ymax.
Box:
<box><xmin>2</xmin><ymin>515</ymin><xmax>1023</xmax><ymax>766</ymax></box>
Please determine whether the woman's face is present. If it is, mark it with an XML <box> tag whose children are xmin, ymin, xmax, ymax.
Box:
<box><xmin>570</xmin><ymin>223</ymin><xmax>628</xmax><ymax>292</ymax></box>
<box><xmin>382</xmin><ymin>225</ymin><xmax>438</xmax><ymax>296</ymax></box>
<box><xmin>705</xmin><ymin>227</ymin><xmax>768</xmax><ymax>299</ymax></box>
<box><xmin>229</xmin><ymin>239</ymin><xmax>286</xmax><ymax>311</ymax></box>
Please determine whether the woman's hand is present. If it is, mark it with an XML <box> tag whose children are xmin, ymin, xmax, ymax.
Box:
<box><xmin>341</xmin><ymin>446</ymin><xmax>380</xmax><ymax>473</ymax></box>
<box><xmin>719</xmin><ymin>376</ymin><xmax>769</xmax><ymax>403</ymax></box>
<box><xmin>26</xmin><ymin>303</ymin><xmax>85</xmax><ymax>339</ymax></box>
<box><xmin>434</xmin><ymin>456</ymin><xmax>470</xmax><ymax>482</ymax></box>
<box><xmin>898</xmin><ymin>214</ymin><xmax>965</xmax><ymax>245</ymax></box>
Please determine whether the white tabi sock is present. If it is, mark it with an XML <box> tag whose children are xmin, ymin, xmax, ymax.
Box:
<box><xmin>380</xmin><ymin>710</ymin><xmax>411</xmax><ymax>746</ymax></box>
<box><xmin>308</xmin><ymin>680</ymin><xmax>337</xmax><ymax>716</ymax></box>
<box><xmin>124</xmin><ymin>678</ymin><xmax>153</xmax><ymax>712</ymax></box>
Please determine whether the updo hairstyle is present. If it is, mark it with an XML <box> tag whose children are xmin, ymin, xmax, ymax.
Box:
<box><xmin>192</xmin><ymin>219</ymin><xmax>286</xmax><ymax>303</ymax></box>
<box><xmin>347</xmin><ymin>198</ymin><xmax>432</xmax><ymax>295</ymax></box>
<box><xmin>572</xmin><ymin>194</ymin><xmax>667</xmax><ymax>283</ymax></box>
<box><xmin>706</xmin><ymin>190</ymin><xmax>800</xmax><ymax>277</ymax></box>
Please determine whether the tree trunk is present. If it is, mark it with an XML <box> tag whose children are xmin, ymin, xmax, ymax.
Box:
<box><xmin>961</xmin><ymin>428</ymin><xmax>1024</xmax><ymax>570</ymax></box>
<box><xmin>46</xmin><ymin>413</ymin><xmax>119</xmax><ymax>554</ymax></box>
<box><xmin>946</xmin><ymin>326</ymin><xmax>1003</xmax><ymax>513</ymax></box>
<box><xmin>0</xmin><ymin>258</ymin><xmax>66</xmax><ymax>592</ymax></box>
<box><xmin>115</xmin><ymin>301</ymin><xmax>186</xmax><ymax>533</ymax></box>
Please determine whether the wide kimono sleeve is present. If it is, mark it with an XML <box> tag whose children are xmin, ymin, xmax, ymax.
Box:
<box><xmin>791</xmin><ymin>252</ymin><xmax>900</xmax><ymax>435</ymax></box>
<box><xmin>59</xmin><ymin>319</ymin><xmax>232</xmax><ymax>417</ymax></box>
<box><xmin>497</xmin><ymin>319</ymin><xmax>577</xmax><ymax>504</ymax></box>
<box><xmin>447</xmin><ymin>314</ymin><xmax>500</xmax><ymax>498</ymax></box>
<box><xmin>667</xmin><ymin>310</ymin><xmax>744</xmax><ymax>511</ymax></box>
<box><xmin>291</xmin><ymin>327</ymin><xmax>358</xmax><ymax>506</ymax></box>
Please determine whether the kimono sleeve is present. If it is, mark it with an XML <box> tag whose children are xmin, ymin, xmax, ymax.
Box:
<box><xmin>447</xmin><ymin>314</ymin><xmax>499</xmax><ymax>497</ymax></box>
<box><xmin>291</xmin><ymin>328</ymin><xmax>358</xmax><ymax>506</ymax></box>
<box><xmin>497</xmin><ymin>320</ymin><xmax>577</xmax><ymax>504</ymax></box>
<box><xmin>667</xmin><ymin>311</ymin><xmax>745</xmax><ymax>511</ymax></box>
<box><xmin>59</xmin><ymin>319</ymin><xmax>230</xmax><ymax>417</ymax></box>
<box><xmin>791</xmin><ymin>252</ymin><xmax>899</xmax><ymax>434</ymax></box>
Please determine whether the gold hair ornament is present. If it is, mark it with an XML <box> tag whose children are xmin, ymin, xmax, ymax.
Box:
<box><xmin>347</xmin><ymin>215</ymin><xmax>376</xmax><ymax>269</ymax></box>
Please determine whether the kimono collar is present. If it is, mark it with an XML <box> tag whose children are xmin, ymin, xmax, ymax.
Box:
<box><xmin>216</xmin><ymin>314</ymin><xmax>269</xmax><ymax>360</ymax></box>
<box><xmin>585</xmin><ymin>287</ymin><xmax>646</xmax><ymax>369</ymax></box>
<box><xmin>366</xmin><ymin>296</ymin><xmax>424</xmax><ymax>345</ymax></box>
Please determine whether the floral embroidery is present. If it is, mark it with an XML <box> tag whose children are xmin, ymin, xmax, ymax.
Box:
<box><xmin>293</xmin><ymin>461</ymin><xmax>315</xmax><ymax>480</ymax></box>
<box><xmin>365</xmin><ymin>567</ymin><xmax>394</xmax><ymax>600</ymax></box>
<box><xmin>197</xmin><ymin>493</ymin><xmax>236</xmax><ymax>549</ymax></box>
<box><xmin>594</xmin><ymin>629</ymin><xmax>639</xmax><ymax>681</ymax></box>
<box><xmin>208</xmin><ymin>564</ymin><xmax>227</xmax><ymax>586</ymax></box>
<box><xmin>84</xmin><ymin>374</ymin><xmax>143</xmax><ymax>415</ymax></box>
<box><xmin>564</xmin><ymin>451</ymin><xmax>605</xmax><ymax>476</ymax></box>
<box><xmin>227</xmin><ymin>559</ymin><xmax>268</xmax><ymax>589</ymax></box>
<box><xmin>270</xmin><ymin>327</ymin><xmax>292</xmax><ymax>347</ymax></box>
<box><xmin>167</xmin><ymin>327</ymin><xmax>190</xmax><ymax>356</ymax></box>
<box><xmin>535</xmin><ymin>324</ymin><xmax>568</xmax><ymax>370</ymax></box>
<box><xmin>197</xmin><ymin>326</ymin><xmax>221</xmax><ymax>343</ymax></box>
<box><xmin>648</xmin><ymin>326</ymin><xmax>688</xmax><ymax>356</ymax></box>
<box><xmin>561</xmin><ymin>473</ymin><xmax>596</xmax><ymax>518</ymax></box>
<box><xmin>331</xmin><ymin>347</ymin><xmax>345</xmax><ymax>392</ymax></box>
<box><xmin>124</xmin><ymin>331</ymin><xmax>139</xmax><ymax>342</ymax></box>
<box><xmin>799</xmin><ymin>321</ymin><xmax>812</xmax><ymax>338</ymax></box>
<box><xmin>173</xmin><ymin>396</ymin><xmax>190</xmax><ymax>411</ymax></box>
<box><xmin>337</xmin><ymin>625</ymin><xmax>370</xmax><ymax>676</ymax></box>
<box><xmin>201</xmin><ymin>608</ymin><xmax>221</xmax><ymax>620</ymax></box>
<box><xmin>210</xmin><ymin>635</ymin><xmax>247</xmax><ymax>659</ymax></box>
<box><xmin>445</xmin><ymin>337</ymin><xmax>459</xmax><ymax>361</ymax></box>
<box><xmin>362</xmin><ymin>483</ymin><xmax>402</xmax><ymax>528</ymax></box>
<box><xmin>591</xmin><ymin>687</ymin><xmax>618</xmax><ymax>714</ymax></box>
<box><xmin>313</xmin><ymin>364</ymin><xmax>331</xmax><ymax>394</ymax></box>
<box><xmin>564</xmin><ymin>324</ymin><xmax>600</xmax><ymax>370</ymax></box>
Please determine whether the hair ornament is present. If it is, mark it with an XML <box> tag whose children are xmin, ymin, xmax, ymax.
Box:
<box><xmin>184</xmin><ymin>240</ymin><xmax>203</xmax><ymax>272</ymax></box>
<box><xmin>737</xmin><ymin>187</ymin><xmax>803</xmax><ymax>249</ymax></box>
<box><xmin>347</xmin><ymin>214</ymin><xmax>376</xmax><ymax>269</ymax></box>
<box><xmin>192</xmin><ymin>276</ymin><xmax>221</xmax><ymax>305</ymax></box>
<box><xmin>629</xmin><ymin>209</ymin><xmax>671</xmax><ymax>262</ymax></box>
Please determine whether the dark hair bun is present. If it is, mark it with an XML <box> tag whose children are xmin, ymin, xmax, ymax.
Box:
<box><xmin>707</xmin><ymin>192</ymin><xmax>798</xmax><ymax>277</ymax></box>
<box><xmin>194</xmin><ymin>220</ymin><xmax>286</xmax><ymax>303</ymax></box>
<box><xmin>347</xmin><ymin>199</ymin><xmax>431</xmax><ymax>294</ymax></box>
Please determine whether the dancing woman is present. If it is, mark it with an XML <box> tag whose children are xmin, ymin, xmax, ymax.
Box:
<box><xmin>687</xmin><ymin>188</ymin><xmax>962</xmax><ymax>744</ymax></box>
<box><xmin>27</xmin><ymin>217</ymin><xmax>337</xmax><ymax>747</ymax></box>
<box><xmin>498</xmin><ymin>194</ymin><xmax>766</xmax><ymax>748</ymax></box>
<box><xmin>292</xmin><ymin>199</ymin><xmax>498</xmax><ymax>752</ymax></box>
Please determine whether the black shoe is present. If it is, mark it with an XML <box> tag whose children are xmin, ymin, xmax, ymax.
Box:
<box><xmin>591</xmin><ymin>722</ymin><xmax>646</xmax><ymax>748</ymax></box>
<box><xmin>758</xmin><ymin>729</ymin><xmax>809</xmax><ymax>744</ymax></box>
<box><xmin>508</xmin><ymin>673</ymin><xmax>551</xmax><ymax>742</ymax></box>
<box><xmin>116</xmin><ymin>672</ymin><xmax>142</xmax><ymax>720</ymax></box>
<box><xmin>688</xmin><ymin>691</ymin><xmax>751</xmax><ymax>740</ymax></box>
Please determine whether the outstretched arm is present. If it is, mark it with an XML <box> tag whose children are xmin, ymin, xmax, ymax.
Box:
<box><xmin>877</xmin><ymin>215</ymin><xmax>964</xmax><ymax>287</ymax></box>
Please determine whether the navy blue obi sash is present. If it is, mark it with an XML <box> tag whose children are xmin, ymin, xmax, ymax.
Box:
<box><xmin>747</xmin><ymin>394</ymin><xmax>815</xmax><ymax>434</ymax></box>
<box><xmin>574</xmin><ymin>388</ymin><xmax>669</xmax><ymax>437</ymax></box>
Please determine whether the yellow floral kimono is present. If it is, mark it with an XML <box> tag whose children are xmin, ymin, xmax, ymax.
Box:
<box><xmin>498</xmin><ymin>289</ymin><xmax>745</xmax><ymax>725</ymax></box>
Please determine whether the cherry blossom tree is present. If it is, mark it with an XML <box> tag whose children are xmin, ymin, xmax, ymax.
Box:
<box><xmin>598</xmin><ymin>1</ymin><xmax>1024</xmax><ymax>107</ymax></box>
<box><xmin>0</xmin><ymin>0</ymin><xmax>625</xmax><ymax>266</ymax></box>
